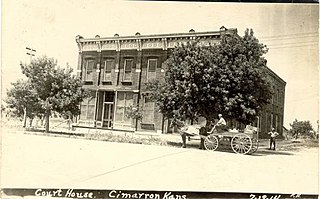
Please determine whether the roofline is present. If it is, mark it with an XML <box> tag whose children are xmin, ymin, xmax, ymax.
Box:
<box><xmin>266</xmin><ymin>66</ymin><xmax>286</xmax><ymax>85</ymax></box>
<box><xmin>76</xmin><ymin>28</ymin><xmax>238</xmax><ymax>43</ymax></box>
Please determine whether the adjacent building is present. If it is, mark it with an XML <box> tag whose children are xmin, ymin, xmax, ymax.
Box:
<box><xmin>74</xmin><ymin>27</ymin><xmax>286</xmax><ymax>138</ymax></box>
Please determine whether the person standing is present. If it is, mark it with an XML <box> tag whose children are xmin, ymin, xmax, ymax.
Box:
<box><xmin>268</xmin><ymin>128</ymin><xmax>279</xmax><ymax>150</ymax></box>
<box><xmin>199</xmin><ymin>125</ymin><xmax>211</xmax><ymax>149</ymax></box>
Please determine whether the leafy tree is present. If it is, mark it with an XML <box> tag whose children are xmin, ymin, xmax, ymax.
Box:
<box><xmin>290</xmin><ymin>119</ymin><xmax>314</xmax><ymax>139</ymax></box>
<box><xmin>146</xmin><ymin>29</ymin><xmax>273</xmax><ymax>126</ymax></box>
<box><xmin>20</xmin><ymin>56</ymin><xmax>88</xmax><ymax>133</ymax></box>
<box><xmin>5</xmin><ymin>79</ymin><xmax>44</xmax><ymax>127</ymax></box>
<box><xmin>125</xmin><ymin>105</ymin><xmax>143</xmax><ymax>131</ymax></box>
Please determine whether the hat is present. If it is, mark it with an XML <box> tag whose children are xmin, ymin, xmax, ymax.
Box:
<box><xmin>272</xmin><ymin>128</ymin><xmax>275</xmax><ymax>130</ymax></box>
<box><xmin>218</xmin><ymin>114</ymin><xmax>222</xmax><ymax>117</ymax></box>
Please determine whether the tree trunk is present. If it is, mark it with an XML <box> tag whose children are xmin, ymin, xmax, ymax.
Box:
<box><xmin>23</xmin><ymin>107</ymin><xmax>27</xmax><ymax>128</ymax></box>
<box><xmin>40</xmin><ymin>116</ymin><xmax>44</xmax><ymax>127</ymax></box>
<box><xmin>294</xmin><ymin>131</ymin><xmax>298</xmax><ymax>139</ymax></box>
<box><xmin>29</xmin><ymin>118</ymin><xmax>33</xmax><ymax>127</ymax></box>
<box><xmin>45</xmin><ymin>110</ymin><xmax>50</xmax><ymax>133</ymax></box>
<box><xmin>67</xmin><ymin>116</ymin><xmax>72</xmax><ymax>131</ymax></box>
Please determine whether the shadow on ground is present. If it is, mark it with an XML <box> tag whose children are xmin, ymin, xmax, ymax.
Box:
<box><xmin>167</xmin><ymin>140</ymin><xmax>296</xmax><ymax>156</ymax></box>
<box><xmin>252</xmin><ymin>149</ymin><xmax>294</xmax><ymax>156</ymax></box>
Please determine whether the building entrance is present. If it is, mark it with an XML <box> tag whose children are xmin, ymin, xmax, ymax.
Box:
<box><xmin>103</xmin><ymin>103</ymin><xmax>113</xmax><ymax>128</ymax></box>
<box><xmin>96</xmin><ymin>91</ymin><xmax>114</xmax><ymax>128</ymax></box>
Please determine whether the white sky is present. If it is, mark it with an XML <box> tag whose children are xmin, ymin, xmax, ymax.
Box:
<box><xmin>1</xmin><ymin>1</ymin><xmax>319</xmax><ymax>129</ymax></box>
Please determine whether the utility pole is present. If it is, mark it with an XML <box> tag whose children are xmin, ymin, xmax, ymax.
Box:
<box><xmin>23</xmin><ymin>47</ymin><xmax>36</xmax><ymax>128</ymax></box>
<box><xmin>26</xmin><ymin>47</ymin><xmax>36</xmax><ymax>62</ymax></box>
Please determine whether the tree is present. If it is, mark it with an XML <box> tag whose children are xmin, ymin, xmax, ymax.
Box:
<box><xmin>5</xmin><ymin>79</ymin><xmax>45</xmax><ymax>127</ymax></box>
<box><xmin>20</xmin><ymin>56</ymin><xmax>88</xmax><ymax>133</ymax></box>
<box><xmin>125</xmin><ymin>105</ymin><xmax>143</xmax><ymax>131</ymax></box>
<box><xmin>146</xmin><ymin>29</ymin><xmax>273</xmax><ymax>126</ymax></box>
<box><xmin>290</xmin><ymin>119</ymin><xmax>314</xmax><ymax>139</ymax></box>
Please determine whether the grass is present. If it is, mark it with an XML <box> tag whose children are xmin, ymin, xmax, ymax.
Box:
<box><xmin>1</xmin><ymin>117</ymin><xmax>25</xmax><ymax>131</ymax></box>
<box><xmin>2</xmin><ymin>117</ymin><xmax>319</xmax><ymax>152</ymax></box>
<box><xmin>84</xmin><ymin>131</ymin><xmax>168</xmax><ymax>146</ymax></box>
<box><xmin>277</xmin><ymin>139</ymin><xmax>319</xmax><ymax>151</ymax></box>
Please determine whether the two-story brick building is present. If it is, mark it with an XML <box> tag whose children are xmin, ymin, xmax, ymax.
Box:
<box><xmin>74</xmin><ymin>27</ymin><xmax>286</xmax><ymax>137</ymax></box>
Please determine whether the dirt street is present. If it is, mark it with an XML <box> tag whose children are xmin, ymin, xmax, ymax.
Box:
<box><xmin>1</xmin><ymin>132</ymin><xmax>318</xmax><ymax>195</ymax></box>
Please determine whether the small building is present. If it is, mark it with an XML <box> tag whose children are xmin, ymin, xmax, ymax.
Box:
<box><xmin>74</xmin><ymin>27</ymin><xmax>286</xmax><ymax>137</ymax></box>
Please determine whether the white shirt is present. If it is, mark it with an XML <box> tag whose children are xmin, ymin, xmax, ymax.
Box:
<box><xmin>217</xmin><ymin>117</ymin><xmax>226</xmax><ymax>126</ymax></box>
<box><xmin>268</xmin><ymin>131</ymin><xmax>279</xmax><ymax>138</ymax></box>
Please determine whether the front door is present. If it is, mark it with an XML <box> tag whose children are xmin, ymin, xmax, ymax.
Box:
<box><xmin>99</xmin><ymin>91</ymin><xmax>114</xmax><ymax>128</ymax></box>
<box><xmin>103</xmin><ymin>103</ymin><xmax>113</xmax><ymax>128</ymax></box>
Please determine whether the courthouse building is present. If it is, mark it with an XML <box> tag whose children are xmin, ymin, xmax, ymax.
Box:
<box><xmin>74</xmin><ymin>27</ymin><xmax>286</xmax><ymax>137</ymax></box>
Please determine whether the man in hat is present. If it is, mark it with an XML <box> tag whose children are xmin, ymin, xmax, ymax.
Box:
<box><xmin>208</xmin><ymin>114</ymin><xmax>227</xmax><ymax>134</ymax></box>
<box><xmin>268</xmin><ymin>128</ymin><xmax>279</xmax><ymax>150</ymax></box>
<box><xmin>216</xmin><ymin>114</ymin><xmax>227</xmax><ymax>133</ymax></box>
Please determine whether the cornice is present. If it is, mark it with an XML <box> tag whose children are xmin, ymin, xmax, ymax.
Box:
<box><xmin>76</xmin><ymin>28</ymin><xmax>238</xmax><ymax>52</ymax></box>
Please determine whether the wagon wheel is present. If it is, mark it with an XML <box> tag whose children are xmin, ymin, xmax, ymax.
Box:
<box><xmin>231</xmin><ymin>133</ymin><xmax>252</xmax><ymax>154</ymax></box>
<box><xmin>249</xmin><ymin>138</ymin><xmax>259</xmax><ymax>154</ymax></box>
<box><xmin>204</xmin><ymin>135</ymin><xmax>219</xmax><ymax>151</ymax></box>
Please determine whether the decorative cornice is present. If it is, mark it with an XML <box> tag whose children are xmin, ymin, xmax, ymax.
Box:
<box><xmin>75</xmin><ymin>35</ymin><xmax>83</xmax><ymax>53</ymax></box>
<box><xmin>76</xmin><ymin>28</ymin><xmax>237</xmax><ymax>52</ymax></box>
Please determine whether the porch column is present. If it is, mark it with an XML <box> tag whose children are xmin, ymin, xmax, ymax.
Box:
<box><xmin>93</xmin><ymin>90</ymin><xmax>99</xmax><ymax>127</ymax></box>
<box><xmin>113</xmin><ymin>90</ymin><xmax>118</xmax><ymax>128</ymax></box>
<box><xmin>115</xmin><ymin>36</ymin><xmax>121</xmax><ymax>85</ymax></box>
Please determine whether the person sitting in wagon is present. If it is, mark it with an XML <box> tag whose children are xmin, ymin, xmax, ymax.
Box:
<box><xmin>208</xmin><ymin>114</ymin><xmax>228</xmax><ymax>134</ymax></box>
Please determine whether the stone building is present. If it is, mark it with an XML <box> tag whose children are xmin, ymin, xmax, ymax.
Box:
<box><xmin>74</xmin><ymin>27</ymin><xmax>286</xmax><ymax>137</ymax></box>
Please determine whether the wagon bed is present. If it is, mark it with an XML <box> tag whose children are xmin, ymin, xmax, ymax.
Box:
<box><xmin>186</xmin><ymin>126</ymin><xmax>259</xmax><ymax>154</ymax></box>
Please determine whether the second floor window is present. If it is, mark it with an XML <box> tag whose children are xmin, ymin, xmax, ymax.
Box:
<box><xmin>103</xmin><ymin>59</ymin><xmax>113</xmax><ymax>81</ymax></box>
<box><xmin>84</xmin><ymin>59</ymin><xmax>95</xmax><ymax>81</ymax></box>
<box><xmin>123</xmin><ymin>59</ymin><xmax>133</xmax><ymax>81</ymax></box>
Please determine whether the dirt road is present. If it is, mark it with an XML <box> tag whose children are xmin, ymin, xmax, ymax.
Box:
<box><xmin>1</xmin><ymin>132</ymin><xmax>318</xmax><ymax>195</ymax></box>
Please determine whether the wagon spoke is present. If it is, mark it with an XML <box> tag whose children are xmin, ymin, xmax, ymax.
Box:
<box><xmin>204</xmin><ymin>135</ymin><xmax>219</xmax><ymax>151</ymax></box>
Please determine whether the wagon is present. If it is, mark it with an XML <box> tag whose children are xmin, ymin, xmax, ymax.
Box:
<box><xmin>185</xmin><ymin>124</ymin><xmax>259</xmax><ymax>155</ymax></box>
<box><xmin>200</xmin><ymin>128</ymin><xmax>259</xmax><ymax>154</ymax></box>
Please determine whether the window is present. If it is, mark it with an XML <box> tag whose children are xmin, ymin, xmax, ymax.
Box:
<box><xmin>115</xmin><ymin>92</ymin><xmax>133</xmax><ymax>124</ymax></box>
<box><xmin>147</xmin><ymin>59</ymin><xmax>157</xmax><ymax>81</ymax></box>
<box><xmin>266</xmin><ymin>112</ymin><xmax>270</xmax><ymax>130</ymax></box>
<box><xmin>80</xmin><ymin>92</ymin><xmax>96</xmax><ymax>120</ymax></box>
<box><xmin>142</xmin><ymin>95</ymin><xmax>154</xmax><ymax>123</ymax></box>
<box><xmin>84</xmin><ymin>59</ymin><xmax>95</xmax><ymax>81</ymax></box>
<box><xmin>275</xmin><ymin>89</ymin><xmax>278</xmax><ymax>105</ymax></box>
<box><xmin>103</xmin><ymin>59</ymin><xmax>113</xmax><ymax>81</ymax></box>
<box><xmin>123</xmin><ymin>59</ymin><xmax>133</xmax><ymax>81</ymax></box>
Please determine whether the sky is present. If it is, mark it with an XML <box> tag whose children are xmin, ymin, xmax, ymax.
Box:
<box><xmin>1</xmin><ymin>1</ymin><xmax>319</xmax><ymax>129</ymax></box>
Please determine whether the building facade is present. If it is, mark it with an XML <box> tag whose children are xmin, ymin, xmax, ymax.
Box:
<box><xmin>74</xmin><ymin>27</ymin><xmax>286</xmax><ymax>137</ymax></box>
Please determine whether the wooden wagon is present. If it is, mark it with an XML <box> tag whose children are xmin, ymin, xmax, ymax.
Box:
<box><xmin>186</xmin><ymin>125</ymin><xmax>259</xmax><ymax>155</ymax></box>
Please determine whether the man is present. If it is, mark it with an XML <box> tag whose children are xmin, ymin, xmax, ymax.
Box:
<box><xmin>216</xmin><ymin>114</ymin><xmax>226</xmax><ymax>126</ymax></box>
<box><xmin>199</xmin><ymin>125</ymin><xmax>212</xmax><ymax>149</ymax></box>
<box><xmin>215</xmin><ymin>114</ymin><xmax>227</xmax><ymax>133</ymax></box>
<box><xmin>268</xmin><ymin>128</ymin><xmax>279</xmax><ymax>150</ymax></box>
<box><xmin>207</xmin><ymin>114</ymin><xmax>227</xmax><ymax>134</ymax></box>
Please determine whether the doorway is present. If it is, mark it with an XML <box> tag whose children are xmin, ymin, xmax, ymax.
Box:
<box><xmin>101</xmin><ymin>91</ymin><xmax>114</xmax><ymax>128</ymax></box>
<box><xmin>103</xmin><ymin>103</ymin><xmax>113</xmax><ymax>128</ymax></box>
